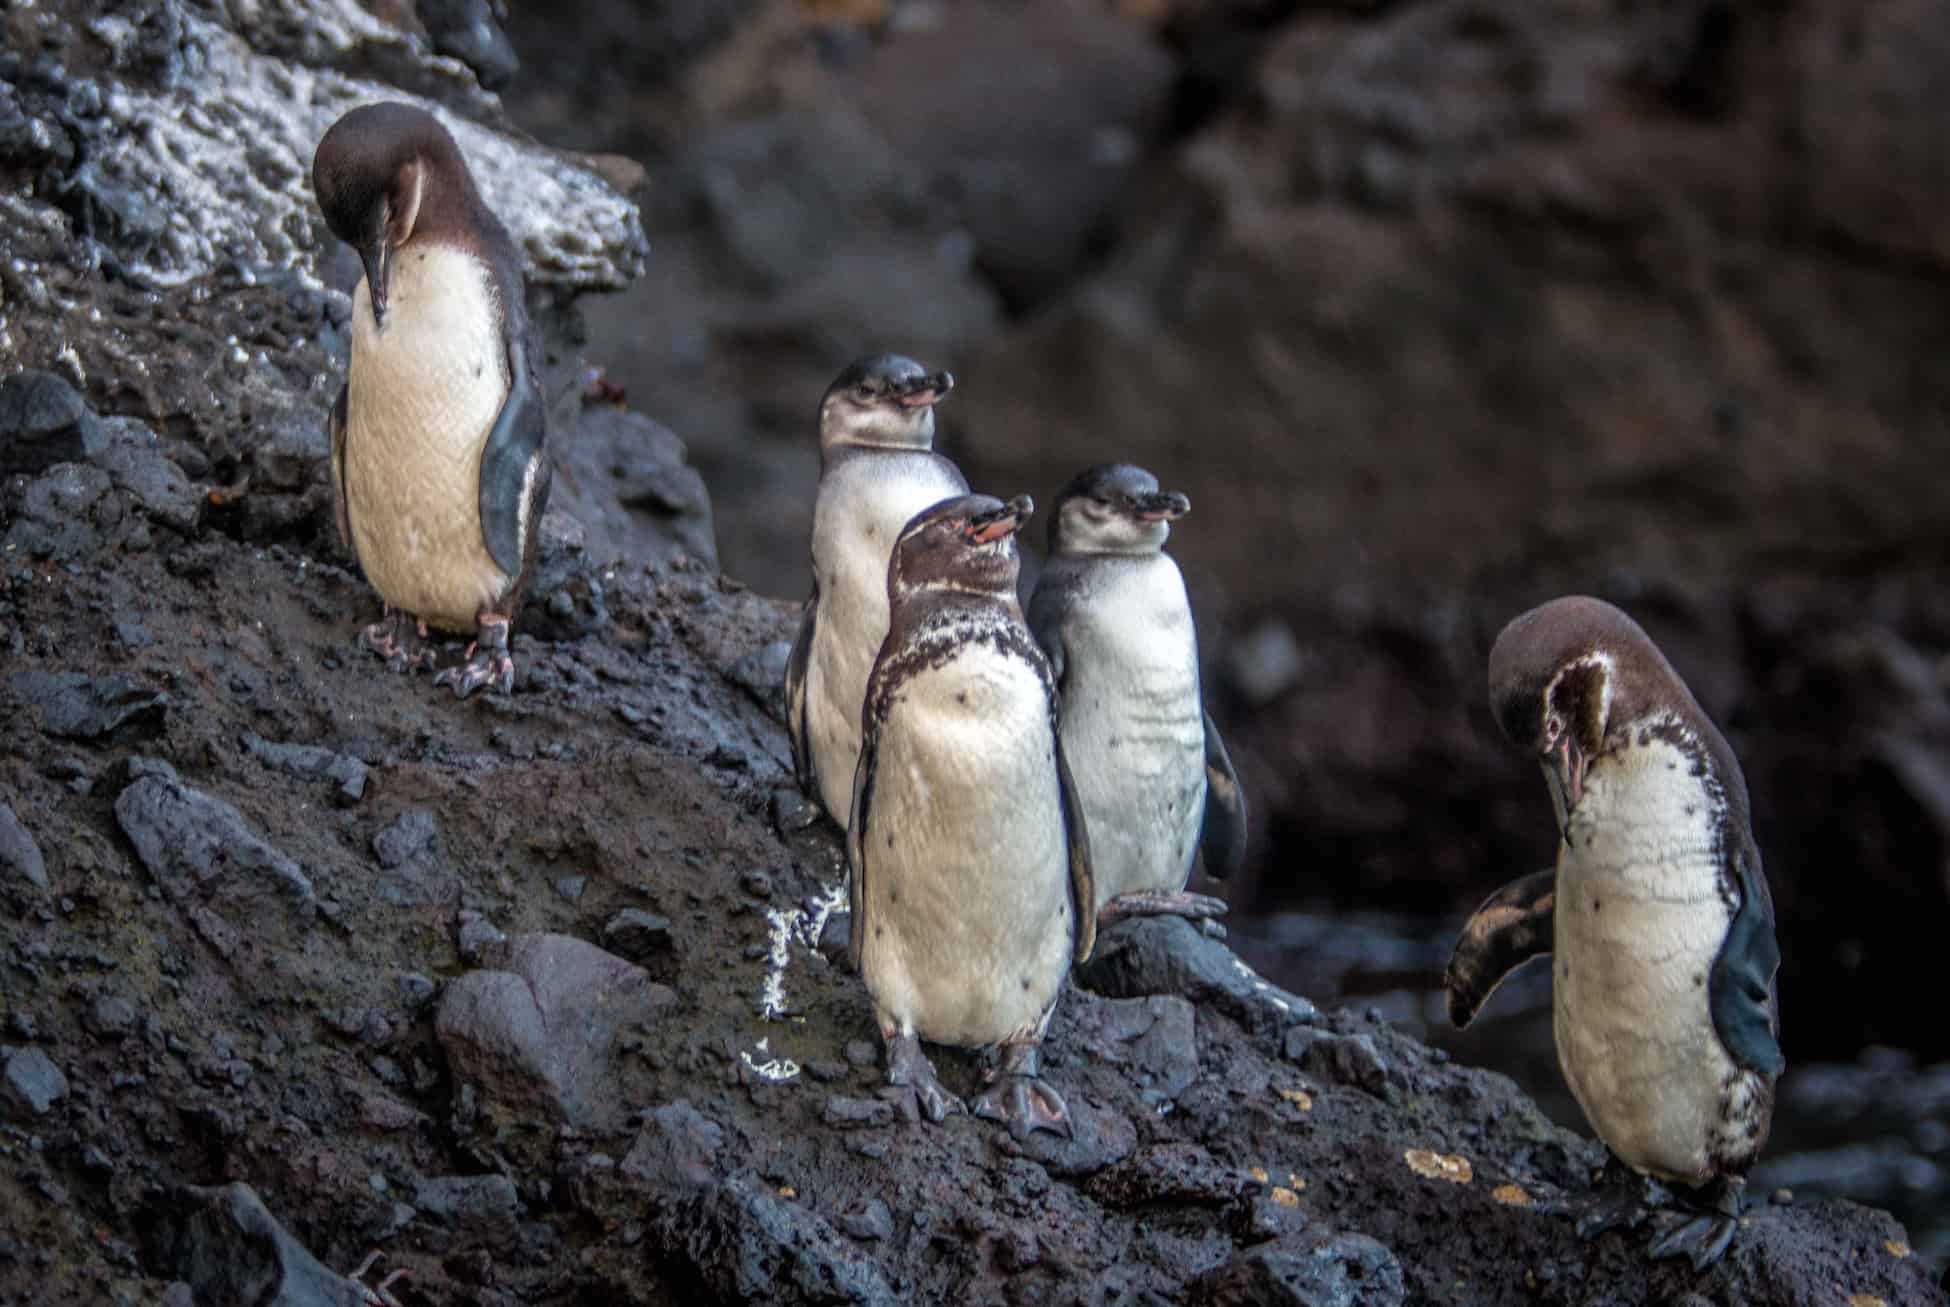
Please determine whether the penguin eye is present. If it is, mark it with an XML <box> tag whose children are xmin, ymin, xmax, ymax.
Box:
<box><xmin>1543</xmin><ymin>712</ymin><xmax>1564</xmax><ymax>744</ymax></box>
<box><xmin>853</xmin><ymin>383</ymin><xmax>877</xmax><ymax>402</ymax></box>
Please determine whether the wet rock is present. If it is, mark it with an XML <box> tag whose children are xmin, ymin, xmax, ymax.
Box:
<box><xmin>139</xmin><ymin>1181</ymin><xmax>366</xmax><ymax>1307</ymax></box>
<box><xmin>1188</xmin><ymin>1231</ymin><xmax>1406</xmax><ymax>1307</ymax></box>
<box><xmin>547</xmin><ymin>404</ymin><xmax>718</xmax><ymax>571</ymax></box>
<box><xmin>114</xmin><ymin>760</ymin><xmax>317</xmax><ymax>957</ymax></box>
<box><xmin>728</xmin><ymin>640</ymin><xmax>792</xmax><ymax>723</ymax></box>
<box><xmin>1087</xmin><ymin>1143</ymin><xmax>1254</xmax><ymax>1210</ymax></box>
<box><xmin>0</xmin><ymin>370</ymin><xmax>99</xmax><ymax>477</ymax></box>
<box><xmin>1071</xmin><ymin>994</ymin><xmax>1199</xmax><ymax>1105</ymax></box>
<box><xmin>243</xmin><ymin>732</ymin><xmax>368</xmax><ymax>805</ymax></box>
<box><xmin>656</xmin><ymin>1176</ymin><xmax>898</xmax><ymax>1307</ymax></box>
<box><xmin>4</xmin><ymin>464</ymin><xmax>113</xmax><ymax>561</ymax></box>
<box><xmin>0</xmin><ymin>803</ymin><xmax>49</xmax><ymax>893</ymax></box>
<box><xmin>1285</xmin><ymin>1031</ymin><xmax>1389</xmax><ymax>1096</ymax></box>
<box><xmin>821</xmin><ymin>1095</ymin><xmax>895</xmax><ymax>1130</ymax></box>
<box><xmin>838</xmin><ymin>1196</ymin><xmax>892</xmax><ymax>1242</ymax></box>
<box><xmin>90</xmin><ymin>418</ymin><xmax>200</xmax><ymax>533</ymax></box>
<box><xmin>436</xmin><ymin>932</ymin><xmax>676</xmax><ymax>1128</ymax></box>
<box><xmin>371</xmin><ymin>809</ymin><xmax>440</xmax><ymax>869</ymax></box>
<box><xmin>520</xmin><ymin>509</ymin><xmax>609</xmax><ymax>641</ymax></box>
<box><xmin>85</xmin><ymin>996</ymin><xmax>138</xmax><ymax>1041</ymax></box>
<box><xmin>1080</xmin><ymin>916</ymin><xmax>1316</xmax><ymax>1041</ymax></box>
<box><xmin>413</xmin><ymin>1173</ymin><xmax>521</xmax><ymax>1240</ymax></box>
<box><xmin>11</xmin><ymin>670</ymin><xmax>168</xmax><ymax>740</ymax></box>
<box><xmin>417</xmin><ymin>0</ymin><xmax>520</xmax><ymax>90</ymax></box>
<box><xmin>2</xmin><ymin>1046</ymin><xmax>68</xmax><ymax>1116</ymax></box>
<box><xmin>602</xmin><ymin>908</ymin><xmax>673</xmax><ymax>960</ymax></box>
<box><xmin>621</xmin><ymin>1099</ymin><xmax>724</xmax><ymax>1190</ymax></box>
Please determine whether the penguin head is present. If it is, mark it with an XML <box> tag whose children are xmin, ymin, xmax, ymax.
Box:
<box><xmin>1490</xmin><ymin>596</ymin><xmax>1702</xmax><ymax>826</ymax></box>
<box><xmin>888</xmin><ymin>494</ymin><xmax>1033</xmax><ymax>603</ymax></box>
<box><xmin>1048</xmin><ymin>463</ymin><xmax>1189</xmax><ymax>557</ymax></box>
<box><xmin>314</xmin><ymin>102</ymin><xmax>474</xmax><ymax>330</ymax></box>
<box><xmin>818</xmin><ymin>354</ymin><xmax>954</xmax><ymax>454</ymax></box>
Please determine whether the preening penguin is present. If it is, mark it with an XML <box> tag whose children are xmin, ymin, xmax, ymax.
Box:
<box><xmin>1028</xmin><ymin>464</ymin><xmax>1246</xmax><ymax>927</ymax></box>
<box><xmin>847</xmin><ymin>494</ymin><xmax>1094</xmax><ymax>1138</ymax></box>
<box><xmin>1446</xmin><ymin>596</ymin><xmax>1784</xmax><ymax>1270</ymax></box>
<box><xmin>313</xmin><ymin>101</ymin><xmax>549</xmax><ymax>698</ymax></box>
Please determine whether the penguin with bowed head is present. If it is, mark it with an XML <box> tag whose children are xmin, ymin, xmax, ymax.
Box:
<box><xmin>1446</xmin><ymin>596</ymin><xmax>1784</xmax><ymax>1269</ymax></box>
<box><xmin>312</xmin><ymin>101</ymin><xmax>548</xmax><ymax>698</ymax></box>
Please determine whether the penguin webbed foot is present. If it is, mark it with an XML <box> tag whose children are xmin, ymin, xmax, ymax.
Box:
<box><xmin>432</xmin><ymin>612</ymin><xmax>515</xmax><ymax>699</ymax></box>
<box><xmin>345</xmin><ymin>1249</ymin><xmax>408</xmax><ymax>1307</ymax></box>
<box><xmin>1646</xmin><ymin>1178</ymin><xmax>1744</xmax><ymax>1271</ymax></box>
<box><xmin>1570</xmin><ymin>1158</ymin><xmax>1664</xmax><ymax>1240</ymax></box>
<box><xmin>1097</xmin><ymin>890</ymin><xmax>1229</xmax><ymax>930</ymax></box>
<box><xmin>359</xmin><ymin>610</ymin><xmax>437</xmax><ymax>675</ymax></box>
<box><xmin>882</xmin><ymin>1032</ymin><xmax>963</xmax><ymax>1124</ymax></box>
<box><xmin>970</xmin><ymin>1042</ymin><xmax>1072</xmax><ymax>1141</ymax></box>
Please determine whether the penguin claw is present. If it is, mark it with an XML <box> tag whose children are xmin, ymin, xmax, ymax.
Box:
<box><xmin>1097</xmin><ymin>890</ymin><xmax>1229</xmax><ymax>929</ymax></box>
<box><xmin>883</xmin><ymin>1034</ymin><xmax>963</xmax><ymax>1124</ymax></box>
<box><xmin>359</xmin><ymin>612</ymin><xmax>435</xmax><ymax>674</ymax></box>
<box><xmin>431</xmin><ymin>649</ymin><xmax>514</xmax><ymax>699</ymax></box>
<box><xmin>1646</xmin><ymin>1212</ymin><xmax>1738</xmax><ymax>1270</ymax></box>
<box><xmin>970</xmin><ymin>1074</ymin><xmax>1073</xmax><ymax>1140</ymax></box>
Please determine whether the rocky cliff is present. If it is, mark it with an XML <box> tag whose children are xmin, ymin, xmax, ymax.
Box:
<box><xmin>0</xmin><ymin>2</ymin><xmax>1945</xmax><ymax>1305</ymax></box>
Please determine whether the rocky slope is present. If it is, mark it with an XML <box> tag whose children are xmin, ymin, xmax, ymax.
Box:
<box><xmin>0</xmin><ymin>1</ymin><xmax>1946</xmax><ymax>1304</ymax></box>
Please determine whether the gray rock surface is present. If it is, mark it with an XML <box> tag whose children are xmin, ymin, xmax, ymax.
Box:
<box><xmin>139</xmin><ymin>1182</ymin><xmax>366</xmax><ymax>1307</ymax></box>
<box><xmin>0</xmin><ymin>804</ymin><xmax>49</xmax><ymax>893</ymax></box>
<box><xmin>2</xmin><ymin>1046</ymin><xmax>69</xmax><ymax>1116</ymax></box>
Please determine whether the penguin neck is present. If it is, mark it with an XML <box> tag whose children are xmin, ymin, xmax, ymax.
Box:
<box><xmin>1561</xmin><ymin>714</ymin><xmax>1729</xmax><ymax>874</ymax></box>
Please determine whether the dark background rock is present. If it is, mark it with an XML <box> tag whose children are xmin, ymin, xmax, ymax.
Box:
<box><xmin>0</xmin><ymin>0</ymin><xmax>1945</xmax><ymax>1299</ymax></box>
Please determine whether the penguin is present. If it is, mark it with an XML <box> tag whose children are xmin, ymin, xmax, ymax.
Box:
<box><xmin>784</xmin><ymin>355</ymin><xmax>964</xmax><ymax>825</ymax></box>
<box><xmin>312</xmin><ymin>101</ymin><xmax>549</xmax><ymax>698</ymax></box>
<box><xmin>1027</xmin><ymin>464</ymin><xmax>1246</xmax><ymax>927</ymax></box>
<box><xmin>1446</xmin><ymin>596</ymin><xmax>1784</xmax><ymax>1270</ymax></box>
<box><xmin>847</xmin><ymin>494</ymin><xmax>1094</xmax><ymax>1138</ymax></box>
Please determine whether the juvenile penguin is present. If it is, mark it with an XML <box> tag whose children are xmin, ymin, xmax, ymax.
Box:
<box><xmin>1446</xmin><ymin>596</ymin><xmax>1784</xmax><ymax>1269</ymax></box>
<box><xmin>848</xmin><ymin>494</ymin><xmax>1094</xmax><ymax>1137</ymax></box>
<box><xmin>1028</xmin><ymin>464</ymin><xmax>1246</xmax><ymax>926</ymax></box>
<box><xmin>785</xmin><ymin>355</ymin><xmax>964</xmax><ymax>826</ymax></box>
<box><xmin>312</xmin><ymin>101</ymin><xmax>548</xmax><ymax>698</ymax></box>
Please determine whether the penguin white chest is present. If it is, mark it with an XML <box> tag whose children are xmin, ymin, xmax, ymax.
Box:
<box><xmin>859</xmin><ymin>643</ymin><xmax>1073</xmax><ymax>1049</ymax></box>
<box><xmin>344</xmin><ymin>244</ymin><xmax>511</xmax><ymax>632</ymax></box>
<box><xmin>1552</xmin><ymin>739</ymin><xmax>1747</xmax><ymax>1184</ymax></box>
<box><xmin>1055</xmin><ymin>557</ymin><xmax>1206</xmax><ymax>905</ymax></box>
<box><xmin>805</xmin><ymin>455</ymin><xmax>966</xmax><ymax>823</ymax></box>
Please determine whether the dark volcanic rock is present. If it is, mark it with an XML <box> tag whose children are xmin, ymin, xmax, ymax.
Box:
<box><xmin>412</xmin><ymin>1172</ymin><xmax>521</xmax><ymax>1241</ymax></box>
<box><xmin>2</xmin><ymin>1046</ymin><xmax>68</xmax><ymax>1116</ymax></box>
<box><xmin>114</xmin><ymin>759</ymin><xmax>317</xmax><ymax>956</ymax></box>
<box><xmin>10</xmin><ymin>671</ymin><xmax>168</xmax><ymax>741</ymax></box>
<box><xmin>242</xmin><ymin>732</ymin><xmax>368</xmax><ymax>805</ymax></box>
<box><xmin>436</xmin><ymin>932</ymin><xmax>676</xmax><ymax>1129</ymax></box>
<box><xmin>0</xmin><ymin>370</ymin><xmax>99</xmax><ymax>476</ymax></box>
<box><xmin>139</xmin><ymin>1182</ymin><xmax>365</xmax><ymax>1307</ymax></box>
<box><xmin>1081</xmin><ymin>916</ymin><xmax>1317</xmax><ymax>1041</ymax></box>
<box><xmin>370</xmin><ymin>808</ymin><xmax>440</xmax><ymax>870</ymax></box>
<box><xmin>1188</xmin><ymin>1231</ymin><xmax>1406</xmax><ymax>1307</ymax></box>
<box><xmin>0</xmin><ymin>803</ymin><xmax>49</xmax><ymax>893</ymax></box>
<box><xmin>601</xmin><ymin>908</ymin><xmax>673</xmax><ymax>960</ymax></box>
<box><xmin>90</xmin><ymin>418</ymin><xmax>201</xmax><ymax>534</ymax></box>
<box><xmin>661</xmin><ymin>1176</ymin><xmax>899</xmax><ymax>1307</ymax></box>
<box><xmin>1086</xmin><ymin>1142</ymin><xmax>1254</xmax><ymax>1210</ymax></box>
<box><xmin>416</xmin><ymin>0</ymin><xmax>519</xmax><ymax>90</ymax></box>
<box><xmin>547</xmin><ymin>402</ymin><xmax>718</xmax><ymax>571</ymax></box>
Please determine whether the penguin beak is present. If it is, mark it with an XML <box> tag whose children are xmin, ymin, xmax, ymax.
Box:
<box><xmin>897</xmin><ymin>371</ymin><xmax>954</xmax><ymax>409</ymax></box>
<box><xmin>359</xmin><ymin>240</ymin><xmax>392</xmax><ymax>328</ymax></box>
<box><xmin>1543</xmin><ymin>734</ymin><xmax>1587</xmax><ymax>830</ymax></box>
<box><xmin>1133</xmin><ymin>491</ymin><xmax>1191</xmax><ymax>522</ymax></box>
<box><xmin>967</xmin><ymin>494</ymin><xmax>1033</xmax><ymax>544</ymax></box>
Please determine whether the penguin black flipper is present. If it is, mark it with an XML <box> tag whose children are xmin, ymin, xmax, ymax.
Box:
<box><xmin>1444</xmin><ymin>868</ymin><xmax>1556</xmax><ymax>1028</ymax></box>
<box><xmin>1027</xmin><ymin>590</ymin><xmax>1067</xmax><ymax>686</ymax></box>
<box><xmin>1199</xmin><ymin>710</ymin><xmax>1248</xmax><ymax>880</ymax></box>
<box><xmin>1709</xmin><ymin>846</ymin><xmax>1785</xmax><ymax>1076</ymax></box>
<box><xmin>1054</xmin><ymin>734</ymin><xmax>1096</xmax><ymax>964</ymax></box>
<box><xmin>327</xmin><ymin>381</ymin><xmax>356</xmax><ymax>564</ymax></box>
<box><xmin>785</xmin><ymin>589</ymin><xmax>816</xmax><ymax>796</ymax></box>
<box><xmin>845</xmin><ymin>743</ymin><xmax>872</xmax><ymax>973</ymax></box>
<box><xmin>476</xmin><ymin>320</ymin><xmax>549</xmax><ymax>581</ymax></box>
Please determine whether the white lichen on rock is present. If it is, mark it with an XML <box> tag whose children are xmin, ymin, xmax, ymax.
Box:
<box><xmin>75</xmin><ymin>3</ymin><xmax>645</xmax><ymax>292</ymax></box>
